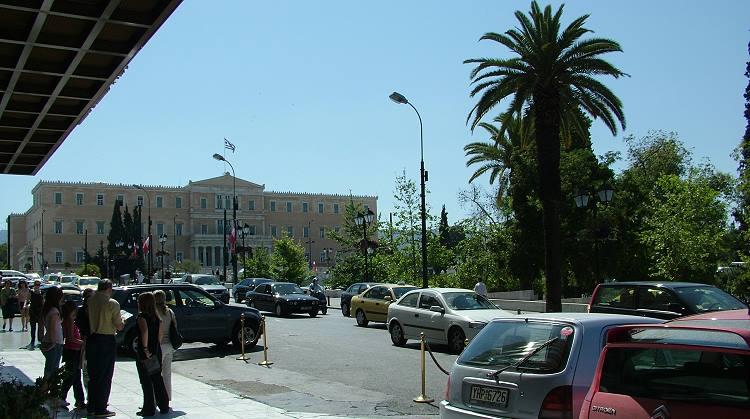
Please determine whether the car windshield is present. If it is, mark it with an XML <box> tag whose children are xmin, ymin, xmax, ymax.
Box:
<box><xmin>79</xmin><ymin>277</ymin><xmax>100</xmax><ymax>286</ymax></box>
<box><xmin>194</xmin><ymin>276</ymin><xmax>221</xmax><ymax>285</ymax></box>
<box><xmin>274</xmin><ymin>284</ymin><xmax>304</xmax><ymax>295</ymax></box>
<box><xmin>60</xmin><ymin>276</ymin><xmax>77</xmax><ymax>284</ymax></box>
<box><xmin>458</xmin><ymin>320</ymin><xmax>575</xmax><ymax>374</ymax></box>
<box><xmin>443</xmin><ymin>292</ymin><xmax>496</xmax><ymax>310</ymax></box>
<box><xmin>675</xmin><ymin>286</ymin><xmax>746</xmax><ymax>313</ymax></box>
<box><xmin>393</xmin><ymin>286</ymin><xmax>418</xmax><ymax>298</ymax></box>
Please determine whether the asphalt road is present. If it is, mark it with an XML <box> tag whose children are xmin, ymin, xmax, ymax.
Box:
<box><xmin>170</xmin><ymin>305</ymin><xmax>459</xmax><ymax>418</ymax></box>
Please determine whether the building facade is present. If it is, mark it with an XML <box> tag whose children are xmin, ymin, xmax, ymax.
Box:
<box><xmin>7</xmin><ymin>174</ymin><xmax>377</xmax><ymax>275</ymax></box>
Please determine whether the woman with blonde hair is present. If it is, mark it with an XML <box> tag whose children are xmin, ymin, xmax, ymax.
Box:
<box><xmin>153</xmin><ymin>290</ymin><xmax>176</xmax><ymax>400</ymax></box>
<box><xmin>135</xmin><ymin>292</ymin><xmax>169</xmax><ymax>416</ymax></box>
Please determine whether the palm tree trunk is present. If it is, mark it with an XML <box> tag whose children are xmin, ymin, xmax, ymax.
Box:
<box><xmin>534</xmin><ymin>89</ymin><xmax>563</xmax><ymax>312</ymax></box>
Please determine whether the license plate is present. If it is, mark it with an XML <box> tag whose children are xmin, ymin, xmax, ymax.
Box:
<box><xmin>470</xmin><ymin>385</ymin><xmax>509</xmax><ymax>407</ymax></box>
<box><xmin>301</xmin><ymin>306</ymin><xmax>311</xmax><ymax>310</ymax></box>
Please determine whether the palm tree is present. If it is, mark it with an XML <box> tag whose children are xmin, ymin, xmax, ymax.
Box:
<box><xmin>465</xmin><ymin>1</ymin><xmax>626</xmax><ymax>311</ymax></box>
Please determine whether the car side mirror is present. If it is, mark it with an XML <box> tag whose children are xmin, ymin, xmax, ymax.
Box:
<box><xmin>384</xmin><ymin>296</ymin><xmax>392</xmax><ymax>302</ymax></box>
<box><xmin>429</xmin><ymin>305</ymin><xmax>444</xmax><ymax>314</ymax></box>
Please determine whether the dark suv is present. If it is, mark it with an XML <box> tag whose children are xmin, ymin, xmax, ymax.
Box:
<box><xmin>588</xmin><ymin>281</ymin><xmax>746</xmax><ymax>320</ymax></box>
<box><xmin>113</xmin><ymin>284</ymin><xmax>262</xmax><ymax>354</ymax></box>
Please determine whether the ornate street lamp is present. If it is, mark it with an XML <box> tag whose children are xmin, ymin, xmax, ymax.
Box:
<box><xmin>574</xmin><ymin>183</ymin><xmax>615</xmax><ymax>284</ymax></box>
<box><xmin>354</xmin><ymin>209</ymin><xmax>375</xmax><ymax>281</ymax></box>
<box><xmin>158</xmin><ymin>234</ymin><xmax>168</xmax><ymax>283</ymax></box>
<box><xmin>212</xmin><ymin>153</ymin><xmax>238</xmax><ymax>284</ymax></box>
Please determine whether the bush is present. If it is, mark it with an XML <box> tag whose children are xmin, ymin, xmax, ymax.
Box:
<box><xmin>76</xmin><ymin>264</ymin><xmax>101</xmax><ymax>277</ymax></box>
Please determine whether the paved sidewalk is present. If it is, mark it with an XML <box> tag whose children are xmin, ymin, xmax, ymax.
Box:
<box><xmin>0</xmin><ymin>348</ymin><xmax>355</xmax><ymax>419</ymax></box>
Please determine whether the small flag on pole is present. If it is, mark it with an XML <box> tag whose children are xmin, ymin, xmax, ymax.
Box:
<box><xmin>143</xmin><ymin>236</ymin><xmax>150</xmax><ymax>254</ymax></box>
<box><xmin>224</xmin><ymin>138</ymin><xmax>236</xmax><ymax>153</ymax></box>
<box><xmin>229</xmin><ymin>226</ymin><xmax>237</xmax><ymax>254</ymax></box>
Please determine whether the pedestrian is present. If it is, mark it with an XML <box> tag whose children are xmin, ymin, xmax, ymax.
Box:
<box><xmin>135</xmin><ymin>292</ymin><xmax>169</xmax><ymax>416</ymax></box>
<box><xmin>76</xmin><ymin>288</ymin><xmax>94</xmax><ymax>405</ymax></box>
<box><xmin>153</xmin><ymin>290</ymin><xmax>176</xmax><ymax>400</ymax></box>
<box><xmin>40</xmin><ymin>286</ymin><xmax>65</xmax><ymax>407</ymax></box>
<box><xmin>86</xmin><ymin>279</ymin><xmax>123</xmax><ymax>418</ymax></box>
<box><xmin>60</xmin><ymin>301</ymin><xmax>86</xmax><ymax>410</ymax></box>
<box><xmin>28</xmin><ymin>280</ymin><xmax>43</xmax><ymax>349</ymax></box>
<box><xmin>137</xmin><ymin>270</ymin><xmax>144</xmax><ymax>285</ymax></box>
<box><xmin>473</xmin><ymin>280</ymin><xmax>487</xmax><ymax>297</ymax></box>
<box><xmin>1</xmin><ymin>279</ymin><xmax>18</xmax><ymax>332</ymax></box>
<box><xmin>17</xmin><ymin>280</ymin><xmax>30</xmax><ymax>331</ymax></box>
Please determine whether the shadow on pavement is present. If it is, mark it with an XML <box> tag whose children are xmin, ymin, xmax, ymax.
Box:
<box><xmin>172</xmin><ymin>344</ymin><xmax>264</xmax><ymax>362</ymax></box>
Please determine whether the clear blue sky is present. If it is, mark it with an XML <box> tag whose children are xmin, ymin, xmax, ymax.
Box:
<box><xmin>2</xmin><ymin>0</ymin><xmax>749</xmax><ymax>230</ymax></box>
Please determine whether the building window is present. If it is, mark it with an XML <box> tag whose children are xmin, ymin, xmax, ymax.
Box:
<box><xmin>200</xmin><ymin>197</ymin><xmax>207</xmax><ymax>209</ymax></box>
<box><xmin>225</xmin><ymin>196</ymin><xmax>231</xmax><ymax>210</ymax></box>
<box><xmin>248</xmin><ymin>225</ymin><xmax>256</xmax><ymax>235</ymax></box>
<box><xmin>137</xmin><ymin>195</ymin><xmax>144</xmax><ymax>207</ymax></box>
<box><xmin>335</xmin><ymin>226</ymin><xmax>341</xmax><ymax>234</ymax></box>
<box><xmin>217</xmin><ymin>220</ymin><xmax>224</xmax><ymax>234</ymax></box>
<box><xmin>364</xmin><ymin>204</ymin><xmax>370</xmax><ymax>212</ymax></box>
<box><xmin>287</xmin><ymin>226</ymin><xmax>294</xmax><ymax>237</ymax></box>
<box><xmin>175</xmin><ymin>196</ymin><xmax>182</xmax><ymax>208</ymax></box>
<box><xmin>157</xmin><ymin>223</ymin><xmax>164</xmax><ymax>236</ymax></box>
<box><xmin>54</xmin><ymin>221</ymin><xmax>63</xmax><ymax>234</ymax></box>
<box><xmin>176</xmin><ymin>223</ymin><xmax>183</xmax><ymax>236</ymax></box>
<box><xmin>96</xmin><ymin>193</ymin><xmax>104</xmax><ymax>206</ymax></box>
<box><xmin>76</xmin><ymin>251</ymin><xmax>85</xmax><ymax>263</ymax></box>
<box><xmin>96</xmin><ymin>221</ymin><xmax>105</xmax><ymax>235</ymax></box>
<box><xmin>319</xmin><ymin>227</ymin><xmax>325</xmax><ymax>239</ymax></box>
<box><xmin>76</xmin><ymin>193</ymin><xmax>84</xmax><ymax>206</ymax></box>
<box><xmin>76</xmin><ymin>221</ymin><xmax>84</xmax><ymax>235</ymax></box>
<box><xmin>318</xmin><ymin>203</ymin><xmax>324</xmax><ymax>214</ymax></box>
<box><xmin>286</xmin><ymin>202</ymin><xmax>292</xmax><ymax>213</ymax></box>
<box><xmin>333</xmin><ymin>203</ymin><xmax>339</xmax><ymax>214</ymax></box>
<box><xmin>270</xmin><ymin>201</ymin><xmax>276</xmax><ymax>212</ymax></box>
<box><xmin>320</xmin><ymin>250</ymin><xmax>327</xmax><ymax>263</ymax></box>
<box><xmin>55</xmin><ymin>251</ymin><xmax>63</xmax><ymax>263</ymax></box>
<box><xmin>54</xmin><ymin>192</ymin><xmax>62</xmax><ymax>205</ymax></box>
<box><xmin>156</xmin><ymin>196</ymin><xmax>163</xmax><ymax>208</ymax></box>
<box><xmin>270</xmin><ymin>225</ymin><xmax>278</xmax><ymax>237</ymax></box>
<box><xmin>216</xmin><ymin>194</ymin><xmax>223</xmax><ymax>209</ymax></box>
<box><xmin>303</xmin><ymin>226</ymin><xmax>309</xmax><ymax>238</ymax></box>
<box><xmin>116</xmin><ymin>194</ymin><xmax>124</xmax><ymax>205</ymax></box>
<box><xmin>176</xmin><ymin>252</ymin><xmax>183</xmax><ymax>263</ymax></box>
<box><xmin>302</xmin><ymin>202</ymin><xmax>309</xmax><ymax>213</ymax></box>
<box><xmin>201</xmin><ymin>224</ymin><xmax>208</xmax><ymax>234</ymax></box>
<box><xmin>248</xmin><ymin>199</ymin><xmax>255</xmax><ymax>211</ymax></box>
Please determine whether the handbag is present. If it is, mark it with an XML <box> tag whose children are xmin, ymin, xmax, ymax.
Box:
<box><xmin>168</xmin><ymin>311</ymin><xmax>183</xmax><ymax>350</ymax></box>
<box><xmin>140</xmin><ymin>355</ymin><xmax>161</xmax><ymax>375</ymax></box>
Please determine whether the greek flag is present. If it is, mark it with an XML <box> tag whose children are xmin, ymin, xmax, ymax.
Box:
<box><xmin>224</xmin><ymin>138</ymin><xmax>236</xmax><ymax>153</ymax></box>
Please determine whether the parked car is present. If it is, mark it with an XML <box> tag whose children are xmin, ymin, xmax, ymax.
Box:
<box><xmin>245</xmin><ymin>282</ymin><xmax>321</xmax><ymax>317</ymax></box>
<box><xmin>580</xmin><ymin>310</ymin><xmax>750</xmax><ymax>419</ymax></box>
<box><xmin>43</xmin><ymin>272</ymin><xmax>62</xmax><ymax>284</ymax></box>
<box><xmin>232</xmin><ymin>277</ymin><xmax>273</xmax><ymax>303</ymax></box>
<box><xmin>182</xmin><ymin>274</ymin><xmax>230</xmax><ymax>303</ymax></box>
<box><xmin>350</xmin><ymin>283</ymin><xmax>418</xmax><ymax>328</ymax></box>
<box><xmin>388</xmin><ymin>288</ymin><xmax>511</xmax><ymax>353</ymax></box>
<box><xmin>588</xmin><ymin>281</ymin><xmax>746</xmax><ymax>319</ymax></box>
<box><xmin>39</xmin><ymin>284</ymin><xmax>83</xmax><ymax>307</ymax></box>
<box><xmin>0</xmin><ymin>270</ymin><xmax>31</xmax><ymax>283</ymax></box>
<box><xmin>112</xmin><ymin>283</ymin><xmax>261</xmax><ymax>354</ymax></box>
<box><xmin>77</xmin><ymin>276</ymin><xmax>101</xmax><ymax>291</ymax></box>
<box><xmin>439</xmin><ymin>313</ymin><xmax>664</xmax><ymax>419</ymax></box>
<box><xmin>340</xmin><ymin>282</ymin><xmax>380</xmax><ymax>317</ymax></box>
<box><xmin>58</xmin><ymin>274</ymin><xmax>80</xmax><ymax>287</ymax></box>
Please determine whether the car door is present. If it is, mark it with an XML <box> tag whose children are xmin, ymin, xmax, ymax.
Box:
<box><xmin>414</xmin><ymin>292</ymin><xmax>448</xmax><ymax>342</ymax></box>
<box><xmin>254</xmin><ymin>284</ymin><xmax>272</xmax><ymax>312</ymax></box>
<box><xmin>359</xmin><ymin>286</ymin><xmax>386</xmax><ymax>322</ymax></box>
<box><xmin>175</xmin><ymin>287</ymin><xmax>224</xmax><ymax>340</ymax></box>
<box><xmin>394</xmin><ymin>292</ymin><xmax>421</xmax><ymax>339</ymax></box>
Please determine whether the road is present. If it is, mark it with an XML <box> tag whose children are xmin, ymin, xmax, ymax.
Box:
<box><xmin>170</xmin><ymin>305</ymin><xmax>459</xmax><ymax>417</ymax></box>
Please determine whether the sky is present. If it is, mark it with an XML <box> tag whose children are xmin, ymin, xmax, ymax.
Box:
<box><xmin>2</xmin><ymin>0</ymin><xmax>749</xmax><ymax>231</ymax></box>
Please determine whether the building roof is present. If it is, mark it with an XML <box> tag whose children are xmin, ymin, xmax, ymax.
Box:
<box><xmin>0</xmin><ymin>0</ymin><xmax>183</xmax><ymax>175</ymax></box>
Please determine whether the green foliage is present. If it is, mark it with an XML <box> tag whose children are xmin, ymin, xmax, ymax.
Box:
<box><xmin>271</xmin><ymin>236</ymin><xmax>308</xmax><ymax>283</ymax></box>
<box><xmin>106</xmin><ymin>201</ymin><xmax>124</xmax><ymax>256</ymax></box>
<box><xmin>176</xmin><ymin>259</ymin><xmax>201</xmax><ymax>274</ymax></box>
<box><xmin>76</xmin><ymin>263</ymin><xmax>101</xmax><ymax>277</ymax></box>
<box><xmin>240</xmin><ymin>249</ymin><xmax>272</xmax><ymax>278</ymax></box>
<box><xmin>733</xmin><ymin>41</ymin><xmax>750</xmax><ymax>252</ymax></box>
<box><xmin>0</xmin><ymin>379</ymin><xmax>48</xmax><ymax>419</ymax></box>
<box><xmin>0</xmin><ymin>243</ymin><xmax>8</xmax><ymax>268</ymax></box>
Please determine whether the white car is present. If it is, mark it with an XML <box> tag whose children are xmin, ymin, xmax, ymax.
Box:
<box><xmin>78</xmin><ymin>276</ymin><xmax>101</xmax><ymax>291</ymax></box>
<box><xmin>387</xmin><ymin>288</ymin><xmax>512</xmax><ymax>353</ymax></box>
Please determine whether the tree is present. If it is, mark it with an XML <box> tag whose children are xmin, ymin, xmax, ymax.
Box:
<box><xmin>271</xmin><ymin>236</ymin><xmax>308</xmax><ymax>283</ymax></box>
<box><xmin>734</xmin><ymin>41</ymin><xmax>750</xmax><ymax>251</ymax></box>
<box><xmin>106</xmin><ymin>201</ymin><xmax>124</xmax><ymax>256</ymax></box>
<box><xmin>241</xmin><ymin>250</ymin><xmax>272</xmax><ymax>279</ymax></box>
<box><xmin>175</xmin><ymin>259</ymin><xmax>201</xmax><ymax>274</ymax></box>
<box><xmin>465</xmin><ymin>1</ymin><xmax>626</xmax><ymax>311</ymax></box>
<box><xmin>0</xmin><ymin>243</ymin><xmax>7</xmax><ymax>268</ymax></box>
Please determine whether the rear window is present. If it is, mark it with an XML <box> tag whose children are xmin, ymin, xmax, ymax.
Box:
<box><xmin>600</xmin><ymin>347</ymin><xmax>750</xmax><ymax>409</ymax></box>
<box><xmin>625</xmin><ymin>328</ymin><xmax>749</xmax><ymax>350</ymax></box>
<box><xmin>458</xmin><ymin>320</ymin><xmax>575</xmax><ymax>374</ymax></box>
<box><xmin>674</xmin><ymin>286</ymin><xmax>746</xmax><ymax>313</ymax></box>
<box><xmin>592</xmin><ymin>286</ymin><xmax>635</xmax><ymax>309</ymax></box>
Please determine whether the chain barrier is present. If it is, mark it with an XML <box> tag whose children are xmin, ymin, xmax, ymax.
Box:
<box><xmin>423</xmin><ymin>339</ymin><xmax>451</xmax><ymax>376</ymax></box>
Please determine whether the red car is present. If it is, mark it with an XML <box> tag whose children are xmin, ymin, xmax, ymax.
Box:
<box><xmin>580</xmin><ymin>309</ymin><xmax>750</xmax><ymax>419</ymax></box>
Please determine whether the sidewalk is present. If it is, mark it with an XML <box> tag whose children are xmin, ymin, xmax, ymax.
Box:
<box><xmin>0</xmin><ymin>344</ymin><xmax>353</xmax><ymax>419</ymax></box>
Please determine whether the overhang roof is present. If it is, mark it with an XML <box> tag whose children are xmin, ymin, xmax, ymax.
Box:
<box><xmin>0</xmin><ymin>0</ymin><xmax>182</xmax><ymax>175</ymax></box>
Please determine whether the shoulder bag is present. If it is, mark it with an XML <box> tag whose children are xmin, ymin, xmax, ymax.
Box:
<box><xmin>140</xmin><ymin>355</ymin><xmax>161</xmax><ymax>375</ymax></box>
<box><xmin>168</xmin><ymin>309</ymin><xmax>183</xmax><ymax>350</ymax></box>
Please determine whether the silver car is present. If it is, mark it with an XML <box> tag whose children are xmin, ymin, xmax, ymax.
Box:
<box><xmin>439</xmin><ymin>313</ymin><xmax>663</xmax><ymax>419</ymax></box>
<box><xmin>183</xmin><ymin>274</ymin><xmax>230</xmax><ymax>303</ymax></box>
<box><xmin>387</xmin><ymin>288</ymin><xmax>511</xmax><ymax>354</ymax></box>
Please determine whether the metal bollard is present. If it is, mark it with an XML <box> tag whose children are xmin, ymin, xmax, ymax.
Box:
<box><xmin>413</xmin><ymin>332</ymin><xmax>434</xmax><ymax>403</ymax></box>
<box><xmin>258</xmin><ymin>315</ymin><xmax>273</xmax><ymax>367</ymax></box>
<box><xmin>236</xmin><ymin>313</ymin><xmax>250</xmax><ymax>362</ymax></box>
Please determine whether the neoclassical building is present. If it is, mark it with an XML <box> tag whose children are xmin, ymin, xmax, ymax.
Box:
<box><xmin>7</xmin><ymin>174</ymin><xmax>377</xmax><ymax>274</ymax></box>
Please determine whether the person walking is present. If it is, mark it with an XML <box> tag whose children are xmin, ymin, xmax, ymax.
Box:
<box><xmin>153</xmin><ymin>290</ymin><xmax>176</xmax><ymax>400</ymax></box>
<box><xmin>17</xmin><ymin>280</ymin><xmax>30</xmax><ymax>331</ymax></box>
<box><xmin>76</xmin><ymin>288</ymin><xmax>94</xmax><ymax>405</ymax></box>
<box><xmin>40</xmin><ymin>286</ymin><xmax>65</xmax><ymax>407</ymax></box>
<box><xmin>473</xmin><ymin>280</ymin><xmax>488</xmax><ymax>297</ymax></box>
<box><xmin>86</xmin><ymin>280</ymin><xmax>123</xmax><ymax>418</ymax></box>
<box><xmin>60</xmin><ymin>301</ymin><xmax>86</xmax><ymax>410</ymax></box>
<box><xmin>1</xmin><ymin>279</ymin><xmax>18</xmax><ymax>332</ymax></box>
<box><xmin>27</xmin><ymin>280</ymin><xmax>43</xmax><ymax>349</ymax></box>
<box><xmin>135</xmin><ymin>292</ymin><xmax>169</xmax><ymax>416</ymax></box>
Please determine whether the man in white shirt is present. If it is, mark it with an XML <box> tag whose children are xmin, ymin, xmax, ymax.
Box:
<box><xmin>473</xmin><ymin>280</ymin><xmax>487</xmax><ymax>297</ymax></box>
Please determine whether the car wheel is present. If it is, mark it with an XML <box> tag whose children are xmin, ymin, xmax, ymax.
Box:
<box><xmin>355</xmin><ymin>309</ymin><xmax>369</xmax><ymax>327</ymax></box>
<box><xmin>390</xmin><ymin>322</ymin><xmax>407</xmax><ymax>347</ymax></box>
<box><xmin>124</xmin><ymin>329</ymin><xmax>139</xmax><ymax>357</ymax></box>
<box><xmin>275</xmin><ymin>303</ymin><xmax>285</xmax><ymax>317</ymax></box>
<box><xmin>448</xmin><ymin>327</ymin><xmax>466</xmax><ymax>354</ymax></box>
<box><xmin>232</xmin><ymin>320</ymin><xmax>259</xmax><ymax>348</ymax></box>
<box><xmin>309</xmin><ymin>310</ymin><xmax>318</xmax><ymax>318</ymax></box>
<box><xmin>341</xmin><ymin>302</ymin><xmax>350</xmax><ymax>317</ymax></box>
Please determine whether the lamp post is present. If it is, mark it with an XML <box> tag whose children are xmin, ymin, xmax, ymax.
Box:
<box><xmin>213</xmin><ymin>153</ymin><xmax>238</xmax><ymax>284</ymax></box>
<box><xmin>241</xmin><ymin>223</ymin><xmax>251</xmax><ymax>278</ymax></box>
<box><xmin>574</xmin><ymin>184</ymin><xmax>614</xmax><ymax>284</ymax></box>
<box><xmin>354</xmin><ymin>209</ymin><xmax>375</xmax><ymax>281</ymax></box>
<box><xmin>389</xmin><ymin>91</ymin><xmax>429</xmax><ymax>289</ymax></box>
<box><xmin>305</xmin><ymin>220</ymin><xmax>315</xmax><ymax>269</ymax></box>
<box><xmin>159</xmin><ymin>234</ymin><xmax>167</xmax><ymax>283</ymax></box>
<box><xmin>114</xmin><ymin>239</ymin><xmax>124</xmax><ymax>279</ymax></box>
<box><xmin>173</xmin><ymin>214</ymin><xmax>177</xmax><ymax>274</ymax></box>
<box><xmin>132</xmin><ymin>184</ymin><xmax>152</xmax><ymax>282</ymax></box>
<box><xmin>40</xmin><ymin>209</ymin><xmax>45</xmax><ymax>274</ymax></box>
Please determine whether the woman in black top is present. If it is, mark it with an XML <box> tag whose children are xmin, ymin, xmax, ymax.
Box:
<box><xmin>135</xmin><ymin>292</ymin><xmax>169</xmax><ymax>416</ymax></box>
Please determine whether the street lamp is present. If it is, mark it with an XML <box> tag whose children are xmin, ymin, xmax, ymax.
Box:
<box><xmin>40</xmin><ymin>209</ymin><xmax>45</xmax><ymax>274</ymax></box>
<box><xmin>574</xmin><ymin>183</ymin><xmax>614</xmax><ymax>284</ymax></box>
<box><xmin>159</xmin><ymin>234</ymin><xmax>168</xmax><ymax>283</ymax></box>
<box><xmin>212</xmin><ymin>153</ymin><xmax>238</xmax><ymax>284</ymax></box>
<box><xmin>132</xmin><ymin>184</ymin><xmax>152</xmax><ymax>282</ymax></box>
<box><xmin>354</xmin><ymin>209</ymin><xmax>375</xmax><ymax>281</ymax></box>
<box><xmin>240</xmin><ymin>223</ymin><xmax>251</xmax><ymax>278</ymax></box>
<box><xmin>389</xmin><ymin>91</ymin><xmax>429</xmax><ymax>289</ymax></box>
<box><xmin>114</xmin><ymin>239</ymin><xmax>124</xmax><ymax>279</ymax></box>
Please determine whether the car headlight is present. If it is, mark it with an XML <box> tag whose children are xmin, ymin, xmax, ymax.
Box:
<box><xmin>469</xmin><ymin>321</ymin><xmax>487</xmax><ymax>329</ymax></box>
